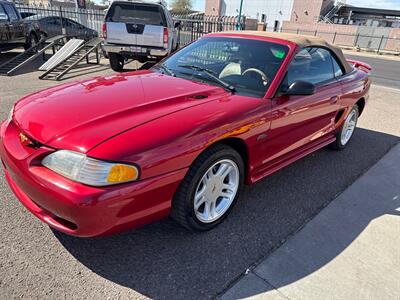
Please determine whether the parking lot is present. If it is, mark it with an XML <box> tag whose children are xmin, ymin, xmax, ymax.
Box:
<box><xmin>0</xmin><ymin>52</ymin><xmax>399</xmax><ymax>299</ymax></box>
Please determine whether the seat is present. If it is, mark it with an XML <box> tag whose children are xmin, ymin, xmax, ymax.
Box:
<box><xmin>219</xmin><ymin>62</ymin><xmax>242</xmax><ymax>79</ymax></box>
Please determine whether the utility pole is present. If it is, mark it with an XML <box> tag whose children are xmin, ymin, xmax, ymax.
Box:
<box><xmin>236</xmin><ymin>0</ymin><xmax>244</xmax><ymax>30</ymax></box>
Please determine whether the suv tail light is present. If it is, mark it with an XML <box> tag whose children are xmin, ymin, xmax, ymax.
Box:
<box><xmin>163</xmin><ymin>27</ymin><xmax>168</xmax><ymax>47</ymax></box>
<box><xmin>102</xmin><ymin>23</ymin><xmax>107</xmax><ymax>39</ymax></box>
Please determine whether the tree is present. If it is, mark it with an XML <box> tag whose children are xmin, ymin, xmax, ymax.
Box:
<box><xmin>171</xmin><ymin>0</ymin><xmax>192</xmax><ymax>13</ymax></box>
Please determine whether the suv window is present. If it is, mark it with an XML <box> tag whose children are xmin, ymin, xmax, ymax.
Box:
<box><xmin>0</xmin><ymin>5</ymin><xmax>7</xmax><ymax>21</ymax></box>
<box><xmin>107</xmin><ymin>3</ymin><xmax>166</xmax><ymax>26</ymax></box>
<box><xmin>3</xmin><ymin>3</ymin><xmax>18</xmax><ymax>21</ymax></box>
<box><xmin>46</xmin><ymin>17</ymin><xmax>61</xmax><ymax>26</ymax></box>
<box><xmin>287</xmin><ymin>47</ymin><xmax>337</xmax><ymax>86</ymax></box>
<box><xmin>65</xmin><ymin>18</ymin><xmax>82</xmax><ymax>29</ymax></box>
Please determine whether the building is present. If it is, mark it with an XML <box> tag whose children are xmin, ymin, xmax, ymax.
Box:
<box><xmin>206</xmin><ymin>0</ymin><xmax>338</xmax><ymax>29</ymax></box>
<box><xmin>332</xmin><ymin>5</ymin><xmax>400</xmax><ymax>28</ymax></box>
<box><xmin>206</xmin><ymin>0</ymin><xmax>400</xmax><ymax>29</ymax></box>
<box><xmin>206</xmin><ymin>0</ymin><xmax>293</xmax><ymax>29</ymax></box>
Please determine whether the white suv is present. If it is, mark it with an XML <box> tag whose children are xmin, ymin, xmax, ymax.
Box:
<box><xmin>102</xmin><ymin>0</ymin><xmax>180</xmax><ymax>71</ymax></box>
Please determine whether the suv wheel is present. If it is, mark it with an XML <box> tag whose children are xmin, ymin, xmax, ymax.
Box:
<box><xmin>109</xmin><ymin>53</ymin><xmax>124</xmax><ymax>72</ymax></box>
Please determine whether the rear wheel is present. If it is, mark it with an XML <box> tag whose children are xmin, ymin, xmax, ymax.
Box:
<box><xmin>331</xmin><ymin>105</ymin><xmax>359</xmax><ymax>150</ymax></box>
<box><xmin>109</xmin><ymin>53</ymin><xmax>124</xmax><ymax>72</ymax></box>
<box><xmin>171</xmin><ymin>144</ymin><xmax>244</xmax><ymax>231</ymax></box>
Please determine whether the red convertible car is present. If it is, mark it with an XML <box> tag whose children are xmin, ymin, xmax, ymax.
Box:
<box><xmin>0</xmin><ymin>32</ymin><xmax>371</xmax><ymax>237</ymax></box>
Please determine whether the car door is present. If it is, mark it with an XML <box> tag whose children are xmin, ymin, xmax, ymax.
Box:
<box><xmin>265</xmin><ymin>47</ymin><xmax>343</xmax><ymax>163</ymax></box>
<box><xmin>64</xmin><ymin>18</ymin><xmax>76</xmax><ymax>37</ymax></box>
<box><xmin>3</xmin><ymin>3</ymin><xmax>24</xmax><ymax>45</ymax></box>
<box><xmin>43</xmin><ymin>17</ymin><xmax>60</xmax><ymax>38</ymax></box>
<box><xmin>0</xmin><ymin>4</ymin><xmax>9</xmax><ymax>50</ymax></box>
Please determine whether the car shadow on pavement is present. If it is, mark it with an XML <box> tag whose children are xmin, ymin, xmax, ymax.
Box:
<box><xmin>54</xmin><ymin>128</ymin><xmax>399</xmax><ymax>300</ymax></box>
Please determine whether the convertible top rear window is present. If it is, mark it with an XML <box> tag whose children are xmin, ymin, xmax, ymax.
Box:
<box><xmin>161</xmin><ymin>37</ymin><xmax>289</xmax><ymax>98</ymax></box>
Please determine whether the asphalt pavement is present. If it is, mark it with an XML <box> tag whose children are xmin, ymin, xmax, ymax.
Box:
<box><xmin>345</xmin><ymin>53</ymin><xmax>400</xmax><ymax>89</ymax></box>
<box><xmin>0</xmin><ymin>53</ymin><xmax>399</xmax><ymax>299</ymax></box>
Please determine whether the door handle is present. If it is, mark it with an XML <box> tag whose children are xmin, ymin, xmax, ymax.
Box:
<box><xmin>330</xmin><ymin>96</ymin><xmax>339</xmax><ymax>104</ymax></box>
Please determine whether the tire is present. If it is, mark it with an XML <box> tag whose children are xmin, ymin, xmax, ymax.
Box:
<box><xmin>24</xmin><ymin>32</ymin><xmax>38</xmax><ymax>50</ymax></box>
<box><xmin>330</xmin><ymin>105</ymin><xmax>359</xmax><ymax>150</ymax></box>
<box><xmin>109</xmin><ymin>53</ymin><xmax>124</xmax><ymax>72</ymax></box>
<box><xmin>171</xmin><ymin>144</ymin><xmax>244</xmax><ymax>231</ymax></box>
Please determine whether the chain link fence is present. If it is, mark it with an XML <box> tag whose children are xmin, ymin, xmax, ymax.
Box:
<box><xmin>280</xmin><ymin>27</ymin><xmax>400</xmax><ymax>54</ymax></box>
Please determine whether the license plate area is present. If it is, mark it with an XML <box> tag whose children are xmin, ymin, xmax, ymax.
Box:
<box><xmin>129</xmin><ymin>46</ymin><xmax>147</xmax><ymax>53</ymax></box>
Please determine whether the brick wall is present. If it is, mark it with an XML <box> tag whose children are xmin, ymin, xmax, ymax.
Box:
<box><xmin>282</xmin><ymin>22</ymin><xmax>358</xmax><ymax>46</ymax></box>
<box><xmin>290</xmin><ymin>0</ymin><xmax>325</xmax><ymax>23</ymax></box>
<box><xmin>205</xmin><ymin>0</ymin><xmax>222</xmax><ymax>16</ymax></box>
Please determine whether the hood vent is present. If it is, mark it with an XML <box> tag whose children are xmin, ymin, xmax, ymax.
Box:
<box><xmin>190</xmin><ymin>94</ymin><xmax>208</xmax><ymax>100</ymax></box>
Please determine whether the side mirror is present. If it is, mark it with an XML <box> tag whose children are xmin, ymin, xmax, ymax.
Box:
<box><xmin>174</xmin><ymin>21</ymin><xmax>181</xmax><ymax>28</ymax></box>
<box><xmin>283</xmin><ymin>80</ymin><xmax>315</xmax><ymax>96</ymax></box>
<box><xmin>0</xmin><ymin>13</ymin><xmax>8</xmax><ymax>21</ymax></box>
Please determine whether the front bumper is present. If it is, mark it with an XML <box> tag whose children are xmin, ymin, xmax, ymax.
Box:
<box><xmin>102</xmin><ymin>43</ymin><xmax>168</xmax><ymax>57</ymax></box>
<box><xmin>0</xmin><ymin>120</ymin><xmax>187</xmax><ymax>237</ymax></box>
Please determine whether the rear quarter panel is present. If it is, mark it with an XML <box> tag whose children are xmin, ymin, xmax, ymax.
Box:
<box><xmin>339</xmin><ymin>69</ymin><xmax>371</xmax><ymax>113</ymax></box>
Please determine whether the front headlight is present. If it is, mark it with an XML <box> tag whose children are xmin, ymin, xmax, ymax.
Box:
<box><xmin>42</xmin><ymin>150</ymin><xmax>139</xmax><ymax>186</ymax></box>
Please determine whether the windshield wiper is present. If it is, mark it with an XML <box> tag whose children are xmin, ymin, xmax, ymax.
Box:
<box><xmin>177</xmin><ymin>64</ymin><xmax>236</xmax><ymax>92</ymax></box>
<box><xmin>157</xmin><ymin>64</ymin><xmax>175</xmax><ymax>77</ymax></box>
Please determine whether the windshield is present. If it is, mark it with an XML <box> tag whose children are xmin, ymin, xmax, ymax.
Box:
<box><xmin>158</xmin><ymin>37</ymin><xmax>289</xmax><ymax>97</ymax></box>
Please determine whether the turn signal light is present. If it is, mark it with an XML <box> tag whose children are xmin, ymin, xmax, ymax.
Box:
<box><xmin>107</xmin><ymin>164</ymin><xmax>139</xmax><ymax>183</ymax></box>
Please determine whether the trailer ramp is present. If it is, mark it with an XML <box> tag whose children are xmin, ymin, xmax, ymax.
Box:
<box><xmin>39</xmin><ymin>38</ymin><xmax>102</xmax><ymax>81</ymax></box>
<box><xmin>0</xmin><ymin>35</ymin><xmax>65</xmax><ymax>76</ymax></box>
<box><xmin>38</xmin><ymin>39</ymin><xmax>85</xmax><ymax>71</ymax></box>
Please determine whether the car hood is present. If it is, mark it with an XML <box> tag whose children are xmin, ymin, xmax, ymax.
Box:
<box><xmin>13</xmin><ymin>70</ymin><xmax>226</xmax><ymax>153</ymax></box>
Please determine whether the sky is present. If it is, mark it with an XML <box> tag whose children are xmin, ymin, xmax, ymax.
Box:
<box><xmin>165</xmin><ymin>0</ymin><xmax>205</xmax><ymax>11</ymax></box>
<box><xmin>165</xmin><ymin>0</ymin><xmax>400</xmax><ymax>12</ymax></box>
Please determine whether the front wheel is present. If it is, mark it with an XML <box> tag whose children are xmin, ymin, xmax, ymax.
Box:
<box><xmin>24</xmin><ymin>33</ymin><xmax>38</xmax><ymax>50</ymax></box>
<box><xmin>171</xmin><ymin>144</ymin><xmax>244</xmax><ymax>231</ymax></box>
<box><xmin>330</xmin><ymin>105</ymin><xmax>359</xmax><ymax>150</ymax></box>
<box><xmin>109</xmin><ymin>53</ymin><xmax>124</xmax><ymax>72</ymax></box>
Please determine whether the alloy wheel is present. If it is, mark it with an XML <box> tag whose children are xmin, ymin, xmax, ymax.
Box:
<box><xmin>341</xmin><ymin>109</ymin><xmax>357</xmax><ymax>145</ymax></box>
<box><xmin>194</xmin><ymin>159</ymin><xmax>239</xmax><ymax>223</ymax></box>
